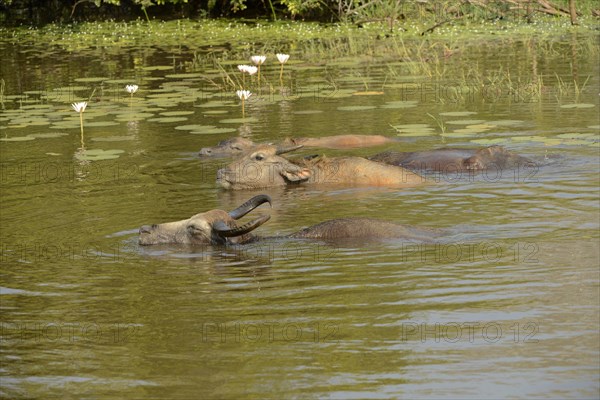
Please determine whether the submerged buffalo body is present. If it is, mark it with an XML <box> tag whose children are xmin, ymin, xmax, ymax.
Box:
<box><xmin>216</xmin><ymin>145</ymin><xmax>424</xmax><ymax>190</ymax></box>
<box><xmin>369</xmin><ymin>146</ymin><xmax>534</xmax><ymax>173</ymax></box>
<box><xmin>139</xmin><ymin>195</ymin><xmax>442</xmax><ymax>245</ymax></box>
<box><xmin>199</xmin><ymin>134</ymin><xmax>395</xmax><ymax>157</ymax></box>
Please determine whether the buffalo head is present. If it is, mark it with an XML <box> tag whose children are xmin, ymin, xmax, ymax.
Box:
<box><xmin>216</xmin><ymin>144</ymin><xmax>311</xmax><ymax>190</ymax></box>
<box><xmin>198</xmin><ymin>137</ymin><xmax>256</xmax><ymax>157</ymax></box>
<box><xmin>139</xmin><ymin>195</ymin><xmax>271</xmax><ymax>245</ymax></box>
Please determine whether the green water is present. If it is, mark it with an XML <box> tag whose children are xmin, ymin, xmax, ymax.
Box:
<box><xmin>0</xmin><ymin>27</ymin><xmax>599</xmax><ymax>399</ymax></box>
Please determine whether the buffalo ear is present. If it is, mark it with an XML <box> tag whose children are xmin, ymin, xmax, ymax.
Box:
<box><xmin>280</xmin><ymin>165</ymin><xmax>312</xmax><ymax>183</ymax></box>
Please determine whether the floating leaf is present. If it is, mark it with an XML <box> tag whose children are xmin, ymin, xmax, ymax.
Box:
<box><xmin>396</xmin><ymin>130</ymin><xmax>436</xmax><ymax>137</ymax></box>
<box><xmin>165</xmin><ymin>73</ymin><xmax>204</xmax><ymax>79</ymax></box>
<box><xmin>292</xmin><ymin>110</ymin><xmax>323</xmax><ymax>114</ymax></box>
<box><xmin>29</xmin><ymin>132</ymin><xmax>68</xmax><ymax>138</ymax></box>
<box><xmin>556</xmin><ymin>133</ymin><xmax>598</xmax><ymax>140</ymax></box>
<box><xmin>203</xmin><ymin>110</ymin><xmax>229</xmax><ymax>115</ymax></box>
<box><xmin>175</xmin><ymin>124</ymin><xmax>216</xmax><ymax>131</ymax></box>
<box><xmin>142</xmin><ymin>66</ymin><xmax>173</xmax><ymax>71</ymax></box>
<box><xmin>337</xmin><ymin>105</ymin><xmax>377</xmax><ymax>111</ymax></box>
<box><xmin>147</xmin><ymin>117</ymin><xmax>189</xmax><ymax>123</ymax></box>
<box><xmin>218</xmin><ymin>117</ymin><xmax>259</xmax><ymax>124</ymax></box>
<box><xmin>560</xmin><ymin>103</ymin><xmax>595</xmax><ymax>109</ymax></box>
<box><xmin>74</xmin><ymin>77</ymin><xmax>109</xmax><ymax>83</ymax></box>
<box><xmin>75</xmin><ymin>149</ymin><xmax>125</xmax><ymax>161</ymax></box>
<box><xmin>190</xmin><ymin>127</ymin><xmax>237</xmax><ymax>134</ymax></box>
<box><xmin>353</xmin><ymin>91</ymin><xmax>384</xmax><ymax>96</ymax></box>
<box><xmin>160</xmin><ymin>111</ymin><xmax>194</xmax><ymax>116</ymax></box>
<box><xmin>393</xmin><ymin>124</ymin><xmax>431</xmax><ymax>129</ymax></box>
<box><xmin>486</xmin><ymin>120</ymin><xmax>524</xmax><ymax>126</ymax></box>
<box><xmin>380</xmin><ymin>100</ymin><xmax>418</xmax><ymax>109</ymax></box>
<box><xmin>439</xmin><ymin>111</ymin><xmax>477</xmax><ymax>117</ymax></box>
<box><xmin>558</xmin><ymin>139</ymin><xmax>590</xmax><ymax>145</ymax></box>
<box><xmin>0</xmin><ymin>136</ymin><xmax>36</xmax><ymax>142</ymax></box>
<box><xmin>446</xmin><ymin>119</ymin><xmax>486</xmax><ymax>125</ymax></box>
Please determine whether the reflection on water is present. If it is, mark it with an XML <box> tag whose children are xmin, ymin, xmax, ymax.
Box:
<box><xmin>0</xmin><ymin>31</ymin><xmax>599</xmax><ymax>399</ymax></box>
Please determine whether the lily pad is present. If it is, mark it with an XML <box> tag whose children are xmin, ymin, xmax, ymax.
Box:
<box><xmin>556</xmin><ymin>133</ymin><xmax>598</xmax><ymax>140</ymax></box>
<box><xmin>353</xmin><ymin>91</ymin><xmax>384</xmax><ymax>96</ymax></box>
<box><xmin>75</xmin><ymin>149</ymin><xmax>125</xmax><ymax>161</ymax></box>
<box><xmin>165</xmin><ymin>73</ymin><xmax>204</xmax><ymax>79</ymax></box>
<box><xmin>439</xmin><ymin>111</ymin><xmax>477</xmax><ymax>117</ymax></box>
<box><xmin>486</xmin><ymin>120</ymin><xmax>524</xmax><ymax>126</ymax></box>
<box><xmin>380</xmin><ymin>100</ymin><xmax>418</xmax><ymax>109</ymax></box>
<box><xmin>558</xmin><ymin>139</ymin><xmax>591</xmax><ymax>145</ymax></box>
<box><xmin>74</xmin><ymin>77</ymin><xmax>109</xmax><ymax>83</ymax></box>
<box><xmin>0</xmin><ymin>136</ymin><xmax>36</xmax><ymax>142</ymax></box>
<box><xmin>292</xmin><ymin>110</ymin><xmax>323</xmax><ymax>114</ymax></box>
<box><xmin>190</xmin><ymin>127</ymin><xmax>237</xmax><ymax>134</ymax></box>
<box><xmin>142</xmin><ymin>66</ymin><xmax>173</xmax><ymax>71</ymax></box>
<box><xmin>560</xmin><ymin>103</ymin><xmax>595</xmax><ymax>109</ymax></box>
<box><xmin>218</xmin><ymin>117</ymin><xmax>259</xmax><ymax>124</ymax></box>
<box><xmin>396</xmin><ymin>130</ymin><xmax>436</xmax><ymax>137</ymax></box>
<box><xmin>29</xmin><ymin>132</ymin><xmax>68</xmax><ymax>139</ymax></box>
<box><xmin>160</xmin><ymin>111</ymin><xmax>195</xmax><ymax>116</ymax></box>
<box><xmin>203</xmin><ymin>110</ymin><xmax>229</xmax><ymax>115</ymax></box>
<box><xmin>446</xmin><ymin>119</ymin><xmax>486</xmax><ymax>125</ymax></box>
<box><xmin>337</xmin><ymin>105</ymin><xmax>377</xmax><ymax>111</ymax></box>
<box><xmin>175</xmin><ymin>124</ymin><xmax>216</xmax><ymax>131</ymax></box>
<box><xmin>393</xmin><ymin>124</ymin><xmax>431</xmax><ymax>129</ymax></box>
<box><xmin>147</xmin><ymin>117</ymin><xmax>189</xmax><ymax>123</ymax></box>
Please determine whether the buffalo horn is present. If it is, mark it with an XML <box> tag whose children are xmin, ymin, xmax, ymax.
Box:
<box><xmin>213</xmin><ymin>215</ymin><xmax>271</xmax><ymax>237</ymax></box>
<box><xmin>275</xmin><ymin>144</ymin><xmax>304</xmax><ymax>155</ymax></box>
<box><xmin>228</xmin><ymin>194</ymin><xmax>272</xmax><ymax>220</ymax></box>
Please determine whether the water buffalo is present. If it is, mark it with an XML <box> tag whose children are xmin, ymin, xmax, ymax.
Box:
<box><xmin>139</xmin><ymin>194</ymin><xmax>272</xmax><ymax>246</ymax></box>
<box><xmin>369</xmin><ymin>146</ymin><xmax>534</xmax><ymax>173</ymax></box>
<box><xmin>139</xmin><ymin>195</ymin><xmax>442</xmax><ymax>245</ymax></box>
<box><xmin>216</xmin><ymin>145</ymin><xmax>425</xmax><ymax>190</ymax></box>
<box><xmin>198</xmin><ymin>134</ymin><xmax>395</xmax><ymax>157</ymax></box>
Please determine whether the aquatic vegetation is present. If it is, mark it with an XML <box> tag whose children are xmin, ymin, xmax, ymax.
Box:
<box><xmin>276</xmin><ymin>53</ymin><xmax>290</xmax><ymax>85</ymax></box>
<box><xmin>71</xmin><ymin>101</ymin><xmax>87</xmax><ymax>140</ymax></box>
<box><xmin>236</xmin><ymin>89</ymin><xmax>252</xmax><ymax>118</ymax></box>
<box><xmin>251</xmin><ymin>55</ymin><xmax>267</xmax><ymax>89</ymax></box>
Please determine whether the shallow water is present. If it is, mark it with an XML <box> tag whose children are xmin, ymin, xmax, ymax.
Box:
<box><xmin>1</xmin><ymin>29</ymin><xmax>599</xmax><ymax>399</ymax></box>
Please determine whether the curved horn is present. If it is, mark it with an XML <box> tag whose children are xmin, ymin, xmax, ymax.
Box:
<box><xmin>228</xmin><ymin>194</ymin><xmax>272</xmax><ymax>220</ymax></box>
<box><xmin>275</xmin><ymin>144</ymin><xmax>304</xmax><ymax>155</ymax></box>
<box><xmin>213</xmin><ymin>215</ymin><xmax>271</xmax><ymax>237</ymax></box>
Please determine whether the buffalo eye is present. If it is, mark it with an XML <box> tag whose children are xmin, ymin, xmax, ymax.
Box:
<box><xmin>254</xmin><ymin>153</ymin><xmax>265</xmax><ymax>161</ymax></box>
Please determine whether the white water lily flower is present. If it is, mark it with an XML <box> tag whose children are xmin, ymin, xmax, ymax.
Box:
<box><xmin>276</xmin><ymin>53</ymin><xmax>290</xmax><ymax>64</ymax></box>
<box><xmin>238</xmin><ymin>65</ymin><xmax>258</xmax><ymax>75</ymax></box>
<box><xmin>125</xmin><ymin>84</ymin><xmax>139</xmax><ymax>94</ymax></box>
<box><xmin>236</xmin><ymin>90</ymin><xmax>252</xmax><ymax>100</ymax></box>
<box><xmin>71</xmin><ymin>102</ymin><xmax>87</xmax><ymax>113</ymax></box>
<box><xmin>251</xmin><ymin>55</ymin><xmax>266</xmax><ymax>65</ymax></box>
